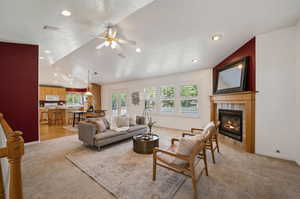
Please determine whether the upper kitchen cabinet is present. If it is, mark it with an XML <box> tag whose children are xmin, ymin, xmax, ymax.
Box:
<box><xmin>39</xmin><ymin>86</ymin><xmax>66</xmax><ymax>101</ymax></box>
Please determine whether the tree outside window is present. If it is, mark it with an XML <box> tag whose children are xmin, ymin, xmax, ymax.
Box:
<box><xmin>144</xmin><ymin>88</ymin><xmax>156</xmax><ymax>111</ymax></box>
<box><xmin>112</xmin><ymin>92</ymin><xmax>127</xmax><ymax>115</ymax></box>
<box><xmin>66</xmin><ymin>92</ymin><xmax>84</xmax><ymax>106</ymax></box>
<box><xmin>180</xmin><ymin>85</ymin><xmax>198</xmax><ymax>114</ymax></box>
<box><xmin>160</xmin><ymin>86</ymin><xmax>175</xmax><ymax>112</ymax></box>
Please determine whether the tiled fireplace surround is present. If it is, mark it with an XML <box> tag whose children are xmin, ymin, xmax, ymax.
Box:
<box><xmin>210</xmin><ymin>92</ymin><xmax>256</xmax><ymax>153</ymax></box>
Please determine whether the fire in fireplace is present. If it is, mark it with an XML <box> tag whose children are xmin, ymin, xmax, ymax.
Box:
<box><xmin>218</xmin><ymin>109</ymin><xmax>243</xmax><ymax>142</ymax></box>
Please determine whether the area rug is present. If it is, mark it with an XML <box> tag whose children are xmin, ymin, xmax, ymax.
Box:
<box><xmin>65</xmin><ymin>138</ymin><xmax>186</xmax><ymax>199</ymax></box>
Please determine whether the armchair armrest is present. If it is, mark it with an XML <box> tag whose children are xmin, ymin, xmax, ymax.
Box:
<box><xmin>191</xmin><ymin>128</ymin><xmax>203</xmax><ymax>133</ymax></box>
<box><xmin>78</xmin><ymin>122</ymin><xmax>97</xmax><ymax>146</ymax></box>
<box><xmin>171</xmin><ymin>138</ymin><xmax>179</xmax><ymax>144</ymax></box>
<box><xmin>153</xmin><ymin>147</ymin><xmax>190</xmax><ymax>161</ymax></box>
<box><xmin>182</xmin><ymin>132</ymin><xmax>195</xmax><ymax>137</ymax></box>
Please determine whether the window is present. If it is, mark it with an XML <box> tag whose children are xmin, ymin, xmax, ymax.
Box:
<box><xmin>112</xmin><ymin>92</ymin><xmax>128</xmax><ymax>115</ymax></box>
<box><xmin>144</xmin><ymin>88</ymin><xmax>156</xmax><ymax>111</ymax></box>
<box><xmin>160</xmin><ymin>86</ymin><xmax>175</xmax><ymax>112</ymax></box>
<box><xmin>66</xmin><ymin>92</ymin><xmax>84</xmax><ymax>106</ymax></box>
<box><xmin>180</xmin><ymin>85</ymin><xmax>198</xmax><ymax>114</ymax></box>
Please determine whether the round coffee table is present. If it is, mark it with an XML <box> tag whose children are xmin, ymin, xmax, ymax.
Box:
<box><xmin>133</xmin><ymin>134</ymin><xmax>159</xmax><ymax>154</ymax></box>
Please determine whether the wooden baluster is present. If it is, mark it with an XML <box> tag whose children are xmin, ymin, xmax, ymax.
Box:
<box><xmin>0</xmin><ymin>163</ymin><xmax>5</xmax><ymax>199</ymax></box>
<box><xmin>7</xmin><ymin>131</ymin><xmax>24</xmax><ymax>199</ymax></box>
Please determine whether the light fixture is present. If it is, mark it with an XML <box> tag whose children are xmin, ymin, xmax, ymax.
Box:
<box><xmin>54</xmin><ymin>73</ymin><xmax>58</xmax><ymax>77</ymax></box>
<box><xmin>104</xmin><ymin>41</ymin><xmax>110</xmax><ymax>47</ymax></box>
<box><xmin>238</xmin><ymin>64</ymin><xmax>243</xmax><ymax>69</ymax></box>
<box><xmin>39</xmin><ymin>56</ymin><xmax>44</xmax><ymax>60</ymax></box>
<box><xmin>192</xmin><ymin>59</ymin><xmax>198</xmax><ymax>63</ymax></box>
<box><xmin>84</xmin><ymin>70</ymin><xmax>93</xmax><ymax>96</ymax></box>
<box><xmin>111</xmin><ymin>41</ymin><xmax>117</xmax><ymax>49</ymax></box>
<box><xmin>61</xmin><ymin>10</ymin><xmax>72</xmax><ymax>16</ymax></box>
<box><xmin>212</xmin><ymin>34</ymin><xmax>222</xmax><ymax>41</ymax></box>
<box><xmin>136</xmin><ymin>48</ymin><xmax>141</xmax><ymax>53</ymax></box>
<box><xmin>44</xmin><ymin>50</ymin><xmax>51</xmax><ymax>54</ymax></box>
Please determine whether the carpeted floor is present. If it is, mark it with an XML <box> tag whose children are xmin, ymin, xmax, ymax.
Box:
<box><xmin>23</xmin><ymin>127</ymin><xmax>300</xmax><ymax>199</ymax></box>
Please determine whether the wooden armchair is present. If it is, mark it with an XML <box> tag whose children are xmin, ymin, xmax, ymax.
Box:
<box><xmin>182</xmin><ymin>121</ymin><xmax>221</xmax><ymax>164</ymax></box>
<box><xmin>153</xmin><ymin>137</ymin><xmax>207</xmax><ymax>199</ymax></box>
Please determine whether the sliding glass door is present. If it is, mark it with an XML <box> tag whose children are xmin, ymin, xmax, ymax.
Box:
<box><xmin>112</xmin><ymin>92</ymin><xmax>128</xmax><ymax>116</ymax></box>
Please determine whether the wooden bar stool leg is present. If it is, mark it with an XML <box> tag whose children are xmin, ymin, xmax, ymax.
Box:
<box><xmin>215</xmin><ymin>136</ymin><xmax>220</xmax><ymax>153</ymax></box>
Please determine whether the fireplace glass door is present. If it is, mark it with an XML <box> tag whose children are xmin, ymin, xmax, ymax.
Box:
<box><xmin>218</xmin><ymin>109</ymin><xmax>243</xmax><ymax>142</ymax></box>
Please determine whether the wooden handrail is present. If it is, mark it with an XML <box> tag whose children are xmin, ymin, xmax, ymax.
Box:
<box><xmin>0</xmin><ymin>113</ymin><xmax>24</xmax><ymax>199</ymax></box>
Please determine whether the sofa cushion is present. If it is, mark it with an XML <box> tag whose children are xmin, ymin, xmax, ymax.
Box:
<box><xmin>127</xmin><ymin>125</ymin><xmax>147</xmax><ymax>133</ymax></box>
<box><xmin>87</xmin><ymin>118</ymin><xmax>106</xmax><ymax>133</ymax></box>
<box><xmin>94</xmin><ymin>130</ymin><xmax>125</xmax><ymax>141</ymax></box>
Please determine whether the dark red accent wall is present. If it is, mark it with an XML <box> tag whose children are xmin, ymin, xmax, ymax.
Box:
<box><xmin>0</xmin><ymin>42</ymin><xmax>39</xmax><ymax>143</ymax></box>
<box><xmin>213</xmin><ymin>37</ymin><xmax>256</xmax><ymax>91</ymax></box>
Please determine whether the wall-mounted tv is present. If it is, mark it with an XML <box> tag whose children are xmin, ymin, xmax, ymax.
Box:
<box><xmin>214</xmin><ymin>57</ymin><xmax>248</xmax><ymax>94</ymax></box>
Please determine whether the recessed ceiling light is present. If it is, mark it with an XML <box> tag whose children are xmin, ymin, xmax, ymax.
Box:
<box><xmin>54</xmin><ymin>73</ymin><xmax>58</xmax><ymax>77</ymax></box>
<box><xmin>61</xmin><ymin>10</ymin><xmax>72</xmax><ymax>16</ymax></box>
<box><xmin>136</xmin><ymin>48</ymin><xmax>141</xmax><ymax>53</ymax></box>
<box><xmin>212</xmin><ymin>34</ymin><xmax>222</xmax><ymax>41</ymax></box>
<box><xmin>192</xmin><ymin>59</ymin><xmax>198</xmax><ymax>63</ymax></box>
<box><xmin>44</xmin><ymin>50</ymin><xmax>51</xmax><ymax>54</ymax></box>
<box><xmin>238</xmin><ymin>64</ymin><xmax>243</xmax><ymax>69</ymax></box>
<box><xmin>39</xmin><ymin>56</ymin><xmax>44</xmax><ymax>60</ymax></box>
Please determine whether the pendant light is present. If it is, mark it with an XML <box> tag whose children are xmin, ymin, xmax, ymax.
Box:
<box><xmin>85</xmin><ymin>70</ymin><xmax>93</xmax><ymax>96</ymax></box>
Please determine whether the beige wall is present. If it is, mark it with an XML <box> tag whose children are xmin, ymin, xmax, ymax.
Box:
<box><xmin>101</xmin><ymin>69</ymin><xmax>212</xmax><ymax>130</ymax></box>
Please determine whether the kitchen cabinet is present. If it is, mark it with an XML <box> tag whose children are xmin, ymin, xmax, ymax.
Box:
<box><xmin>39</xmin><ymin>86</ymin><xmax>66</xmax><ymax>101</ymax></box>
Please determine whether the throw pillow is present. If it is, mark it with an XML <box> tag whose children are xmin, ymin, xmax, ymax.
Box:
<box><xmin>173</xmin><ymin>134</ymin><xmax>203</xmax><ymax>165</ymax></box>
<box><xmin>101</xmin><ymin>117</ymin><xmax>110</xmax><ymax>129</ymax></box>
<box><xmin>117</xmin><ymin>115</ymin><xmax>129</xmax><ymax>128</ymax></box>
<box><xmin>88</xmin><ymin>119</ymin><xmax>106</xmax><ymax>133</ymax></box>
<box><xmin>129</xmin><ymin>117</ymin><xmax>136</xmax><ymax>126</ymax></box>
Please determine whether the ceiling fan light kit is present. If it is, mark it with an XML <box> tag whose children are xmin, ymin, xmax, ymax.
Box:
<box><xmin>95</xmin><ymin>25</ymin><xmax>137</xmax><ymax>58</ymax></box>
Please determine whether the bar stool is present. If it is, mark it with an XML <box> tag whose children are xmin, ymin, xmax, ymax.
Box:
<box><xmin>48</xmin><ymin>111</ymin><xmax>64</xmax><ymax>125</ymax></box>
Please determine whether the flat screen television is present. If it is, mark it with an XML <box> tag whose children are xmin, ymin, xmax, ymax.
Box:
<box><xmin>214</xmin><ymin>57</ymin><xmax>248</xmax><ymax>94</ymax></box>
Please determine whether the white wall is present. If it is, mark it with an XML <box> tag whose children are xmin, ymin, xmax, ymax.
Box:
<box><xmin>256</xmin><ymin>25</ymin><xmax>300</xmax><ymax>163</ymax></box>
<box><xmin>101</xmin><ymin>69</ymin><xmax>212</xmax><ymax>130</ymax></box>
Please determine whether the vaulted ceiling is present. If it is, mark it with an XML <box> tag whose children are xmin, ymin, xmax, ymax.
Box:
<box><xmin>1</xmin><ymin>0</ymin><xmax>300</xmax><ymax>88</ymax></box>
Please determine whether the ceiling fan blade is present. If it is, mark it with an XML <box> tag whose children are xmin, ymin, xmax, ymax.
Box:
<box><xmin>96</xmin><ymin>42</ymin><xmax>106</xmax><ymax>49</ymax></box>
<box><xmin>95</xmin><ymin>36</ymin><xmax>106</xmax><ymax>40</ymax></box>
<box><xmin>118</xmin><ymin>38</ymin><xmax>136</xmax><ymax>45</ymax></box>
<box><xmin>117</xmin><ymin>53</ymin><xmax>126</xmax><ymax>58</ymax></box>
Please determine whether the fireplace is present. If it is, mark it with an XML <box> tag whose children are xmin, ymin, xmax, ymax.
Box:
<box><xmin>218</xmin><ymin>109</ymin><xmax>243</xmax><ymax>142</ymax></box>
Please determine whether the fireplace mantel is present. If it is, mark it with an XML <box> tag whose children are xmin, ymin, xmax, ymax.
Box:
<box><xmin>210</xmin><ymin>91</ymin><xmax>256</xmax><ymax>153</ymax></box>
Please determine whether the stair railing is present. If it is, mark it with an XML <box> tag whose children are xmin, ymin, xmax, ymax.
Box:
<box><xmin>0</xmin><ymin>113</ymin><xmax>24</xmax><ymax>199</ymax></box>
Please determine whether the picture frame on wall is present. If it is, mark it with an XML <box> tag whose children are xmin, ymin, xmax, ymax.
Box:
<box><xmin>214</xmin><ymin>57</ymin><xmax>249</xmax><ymax>94</ymax></box>
<box><xmin>131</xmin><ymin>91</ymin><xmax>140</xmax><ymax>106</ymax></box>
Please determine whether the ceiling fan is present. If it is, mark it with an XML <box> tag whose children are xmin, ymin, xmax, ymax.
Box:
<box><xmin>95</xmin><ymin>25</ymin><xmax>136</xmax><ymax>58</ymax></box>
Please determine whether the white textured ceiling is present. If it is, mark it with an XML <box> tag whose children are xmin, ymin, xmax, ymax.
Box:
<box><xmin>1</xmin><ymin>0</ymin><xmax>300</xmax><ymax>88</ymax></box>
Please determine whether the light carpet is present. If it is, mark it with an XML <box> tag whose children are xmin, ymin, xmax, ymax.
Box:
<box><xmin>66</xmin><ymin>136</ymin><xmax>188</xmax><ymax>199</ymax></box>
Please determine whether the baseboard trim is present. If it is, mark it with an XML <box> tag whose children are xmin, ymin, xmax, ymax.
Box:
<box><xmin>25</xmin><ymin>140</ymin><xmax>40</xmax><ymax>146</ymax></box>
